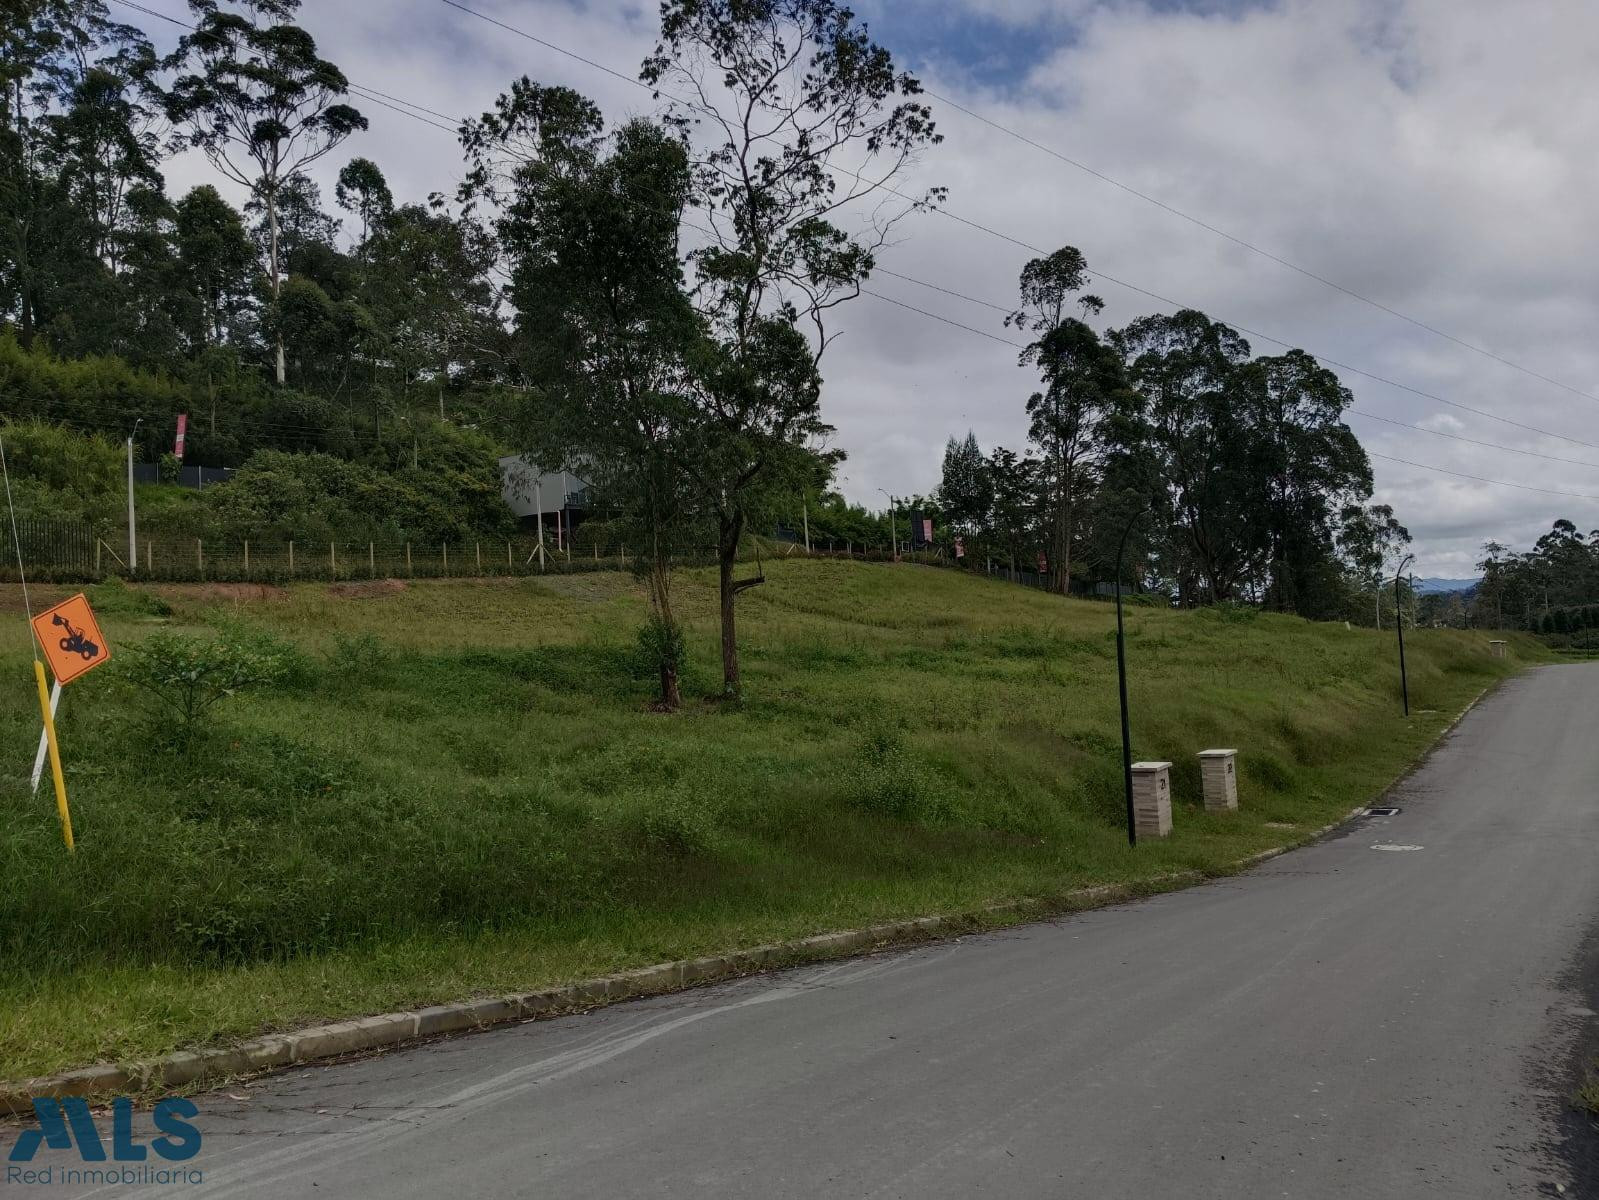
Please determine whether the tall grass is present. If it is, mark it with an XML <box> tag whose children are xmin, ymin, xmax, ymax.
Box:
<box><xmin>0</xmin><ymin>562</ymin><xmax>1532</xmax><ymax>1078</ymax></box>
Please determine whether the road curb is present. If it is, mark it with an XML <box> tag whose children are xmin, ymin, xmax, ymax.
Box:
<box><xmin>0</xmin><ymin>685</ymin><xmax>1502</xmax><ymax>1113</ymax></box>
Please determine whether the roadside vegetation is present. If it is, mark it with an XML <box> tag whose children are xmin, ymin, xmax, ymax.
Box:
<box><xmin>0</xmin><ymin>561</ymin><xmax>1533</xmax><ymax>1081</ymax></box>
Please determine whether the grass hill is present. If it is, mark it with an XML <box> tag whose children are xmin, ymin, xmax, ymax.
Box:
<box><xmin>0</xmin><ymin>560</ymin><xmax>1533</xmax><ymax>1080</ymax></box>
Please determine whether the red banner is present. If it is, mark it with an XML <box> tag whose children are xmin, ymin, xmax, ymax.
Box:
<box><xmin>174</xmin><ymin>413</ymin><xmax>187</xmax><ymax>461</ymax></box>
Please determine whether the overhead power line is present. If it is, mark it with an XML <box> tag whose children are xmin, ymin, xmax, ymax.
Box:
<box><xmin>1346</xmin><ymin>410</ymin><xmax>1599</xmax><ymax>473</ymax></box>
<box><xmin>918</xmin><ymin>90</ymin><xmax>1599</xmax><ymax>408</ymax></box>
<box><xmin>1367</xmin><ymin>453</ymin><xmax>1599</xmax><ymax>502</ymax></box>
<box><xmin>429</xmin><ymin>0</ymin><xmax>1599</xmax><ymax>460</ymax></box>
<box><xmin>107</xmin><ymin>0</ymin><xmax>1599</xmax><ymax>506</ymax></box>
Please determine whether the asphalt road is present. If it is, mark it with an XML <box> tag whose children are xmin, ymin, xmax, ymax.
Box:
<box><xmin>10</xmin><ymin>664</ymin><xmax>1599</xmax><ymax>1198</ymax></box>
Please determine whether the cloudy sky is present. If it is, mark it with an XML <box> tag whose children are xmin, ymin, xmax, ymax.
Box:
<box><xmin>131</xmin><ymin>0</ymin><xmax>1599</xmax><ymax>576</ymax></box>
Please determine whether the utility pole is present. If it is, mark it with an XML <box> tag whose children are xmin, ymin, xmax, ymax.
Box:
<box><xmin>1395</xmin><ymin>553</ymin><xmax>1415</xmax><ymax>716</ymax></box>
<box><xmin>878</xmin><ymin>489</ymin><xmax>898</xmax><ymax>562</ymax></box>
<box><xmin>126</xmin><ymin>418</ymin><xmax>141</xmax><ymax>574</ymax></box>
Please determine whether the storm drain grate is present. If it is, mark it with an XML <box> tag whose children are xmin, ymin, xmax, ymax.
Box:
<box><xmin>1366</xmin><ymin>806</ymin><xmax>1402</xmax><ymax>817</ymax></box>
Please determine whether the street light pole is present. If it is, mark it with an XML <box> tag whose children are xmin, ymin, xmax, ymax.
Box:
<box><xmin>1116</xmin><ymin>505</ymin><xmax>1151</xmax><ymax>847</ymax></box>
<box><xmin>877</xmin><ymin>489</ymin><xmax>898</xmax><ymax>562</ymax></box>
<box><xmin>1395</xmin><ymin>553</ymin><xmax>1415</xmax><ymax>716</ymax></box>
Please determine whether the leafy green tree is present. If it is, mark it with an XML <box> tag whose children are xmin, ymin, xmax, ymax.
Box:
<box><xmin>360</xmin><ymin>203</ymin><xmax>497</xmax><ymax>422</ymax></box>
<box><xmin>642</xmin><ymin>0</ymin><xmax>941</xmax><ymax>696</ymax></box>
<box><xmin>985</xmin><ymin>446</ymin><xmax>1040</xmax><ymax>574</ymax></box>
<box><xmin>1235</xmin><ymin>350</ymin><xmax>1371</xmax><ymax>616</ymax></box>
<box><xmin>481</xmin><ymin>106</ymin><xmax>702</xmax><ymax>707</ymax></box>
<box><xmin>334</xmin><ymin>156</ymin><xmax>390</xmax><ymax>253</ymax></box>
<box><xmin>165</xmin><ymin>0</ymin><xmax>366</xmax><ymax>384</ymax></box>
<box><xmin>1337</xmin><ymin>503</ymin><xmax>1410</xmax><ymax>628</ymax></box>
<box><xmin>1</xmin><ymin>0</ymin><xmax>155</xmax><ymax>346</ymax></box>
<box><xmin>1007</xmin><ymin>247</ymin><xmax>1125</xmax><ymax>594</ymax></box>
<box><xmin>1112</xmin><ymin>310</ymin><xmax>1259</xmax><ymax>603</ymax></box>
<box><xmin>173</xmin><ymin>183</ymin><xmax>258</xmax><ymax>350</ymax></box>
<box><xmin>939</xmin><ymin>431</ymin><xmax>990</xmax><ymax>536</ymax></box>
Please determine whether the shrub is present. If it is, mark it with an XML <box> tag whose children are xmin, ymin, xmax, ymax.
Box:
<box><xmin>117</xmin><ymin>629</ymin><xmax>302</xmax><ymax>750</ymax></box>
<box><xmin>87</xmin><ymin>576</ymin><xmax>172</xmax><ymax>618</ymax></box>
<box><xmin>848</xmin><ymin>725</ymin><xmax>957</xmax><ymax>824</ymax></box>
<box><xmin>203</xmin><ymin>432</ymin><xmax>517</xmax><ymax>548</ymax></box>
<box><xmin>0</xmin><ymin>419</ymin><xmax>123</xmax><ymax>527</ymax></box>
<box><xmin>636</xmin><ymin>792</ymin><xmax>719</xmax><ymax>855</ymax></box>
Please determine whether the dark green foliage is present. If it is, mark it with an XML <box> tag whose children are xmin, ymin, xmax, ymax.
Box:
<box><xmin>1477</xmin><ymin>522</ymin><xmax>1599</xmax><ymax>635</ymax></box>
<box><xmin>0</xmin><ymin>417</ymin><xmax>123</xmax><ymax>525</ymax></box>
<box><xmin>204</xmin><ymin>436</ymin><xmax>517</xmax><ymax>546</ymax></box>
<box><xmin>939</xmin><ymin>432</ymin><xmax>991</xmax><ymax>535</ymax></box>
<box><xmin>86</xmin><ymin>574</ymin><xmax>172</xmax><ymax>617</ymax></box>
<box><xmin>115</xmin><ymin>625</ymin><xmax>306</xmax><ymax>750</ymax></box>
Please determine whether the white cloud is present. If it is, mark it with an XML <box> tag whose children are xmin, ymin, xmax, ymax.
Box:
<box><xmin>141</xmin><ymin>0</ymin><xmax>1599</xmax><ymax>576</ymax></box>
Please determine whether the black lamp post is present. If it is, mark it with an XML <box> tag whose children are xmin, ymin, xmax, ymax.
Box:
<box><xmin>1116</xmin><ymin>505</ymin><xmax>1151</xmax><ymax>847</ymax></box>
<box><xmin>1395</xmin><ymin>552</ymin><xmax>1415</xmax><ymax>716</ymax></box>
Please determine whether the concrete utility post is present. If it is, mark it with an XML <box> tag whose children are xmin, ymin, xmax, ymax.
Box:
<box><xmin>126</xmin><ymin>418</ymin><xmax>141</xmax><ymax>574</ymax></box>
<box><xmin>877</xmin><ymin>489</ymin><xmax>898</xmax><ymax>562</ymax></box>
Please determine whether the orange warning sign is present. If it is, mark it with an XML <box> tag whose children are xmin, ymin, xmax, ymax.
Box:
<box><xmin>31</xmin><ymin>593</ymin><xmax>111</xmax><ymax>685</ymax></box>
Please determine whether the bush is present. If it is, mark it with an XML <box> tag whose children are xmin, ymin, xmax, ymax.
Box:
<box><xmin>848</xmin><ymin>725</ymin><xmax>957</xmax><ymax>824</ymax></box>
<box><xmin>117</xmin><ymin>628</ymin><xmax>303</xmax><ymax>750</ymax></box>
<box><xmin>0</xmin><ymin>419</ymin><xmax>123</xmax><ymax>527</ymax></box>
<box><xmin>87</xmin><ymin>575</ymin><xmax>172</xmax><ymax>618</ymax></box>
<box><xmin>636</xmin><ymin>791</ymin><xmax>719</xmax><ymax>855</ymax></box>
<box><xmin>203</xmin><ymin>435</ymin><xmax>517</xmax><ymax>547</ymax></box>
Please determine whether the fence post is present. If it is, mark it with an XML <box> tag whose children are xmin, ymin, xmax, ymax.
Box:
<box><xmin>95</xmin><ymin>540</ymin><xmax>101</xmax><ymax>576</ymax></box>
<box><xmin>507</xmin><ymin>541</ymin><xmax>512</xmax><ymax>572</ymax></box>
<box><xmin>369</xmin><ymin>542</ymin><xmax>375</xmax><ymax>578</ymax></box>
<box><xmin>442</xmin><ymin>543</ymin><xmax>448</xmax><ymax>574</ymax></box>
<box><xmin>244</xmin><ymin>539</ymin><xmax>250</xmax><ymax>576</ymax></box>
<box><xmin>476</xmin><ymin>541</ymin><xmax>481</xmax><ymax>573</ymax></box>
<box><xmin>196</xmin><ymin>538</ymin><xmax>203</xmax><ymax>578</ymax></box>
<box><xmin>406</xmin><ymin>542</ymin><xmax>412</xmax><ymax>574</ymax></box>
<box><xmin>289</xmin><ymin>540</ymin><xmax>295</xmax><ymax>576</ymax></box>
<box><xmin>330</xmin><ymin>541</ymin><xmax>336</xmax><ymax>580</ymax></box>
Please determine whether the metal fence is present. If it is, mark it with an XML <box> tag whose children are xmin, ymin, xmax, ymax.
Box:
<box><xmin>0</xmin><ymin>521</ymin><xmax>907</xmax><ymax>583</ymax></box>
<box><xmin>0</xmin><ymin>518</ymin><xmax>1023</xmax><ymax>586</ymax></box>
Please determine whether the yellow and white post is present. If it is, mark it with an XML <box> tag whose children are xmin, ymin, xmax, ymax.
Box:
<box><xmin>33</xmin><ymin>660</ymin><xmax>72</xmax><ymax>851</ymax></box>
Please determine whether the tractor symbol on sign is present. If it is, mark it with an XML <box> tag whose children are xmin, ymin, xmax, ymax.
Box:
<box><xmin>53</xmin><ymin>613</ymin><xmax>100</xmax><ymax>660</ymax></box>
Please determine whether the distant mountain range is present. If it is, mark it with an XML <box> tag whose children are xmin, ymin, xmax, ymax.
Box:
<box><xmin>1415</xmin><ymin>577</ymin><xmax>1480</xmax><ymax>595</ymax></box>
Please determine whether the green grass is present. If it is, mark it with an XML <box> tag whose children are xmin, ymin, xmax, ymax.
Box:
<box><xmin>1578</xmin><ymin>1066</ymin><xmax>1599</xmax><ymax>1117</ymax></box>
<box><xmin>0</xmin><ymin>561</ymin><xmax>1538</xmax><ymax>1081</ymax></box>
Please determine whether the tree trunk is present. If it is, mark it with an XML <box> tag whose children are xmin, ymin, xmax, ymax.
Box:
<box><xmin>718</xmin><ymin>514</ymin><xmax>743</xmax><ymax>698</ymax></box>
<box><xmin>268</xmin><ymin>185</ymin><xmax>285</xmax><ymax>386</ymax></box>
<box><xmin>1059</xmin><ymin>491</ymin><xmax>1075</xmax><ymax>598</ymax></box>
<box><xmin>645</xmin><ymin>547</ymin><xmax>681</xmax><ymax>711</ymax></box>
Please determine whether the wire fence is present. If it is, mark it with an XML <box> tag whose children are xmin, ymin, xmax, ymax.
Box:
<box><xmin>0</xmin><ymin>520</ymin><xmax>933</xmax><ymax>584</ymax></box>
